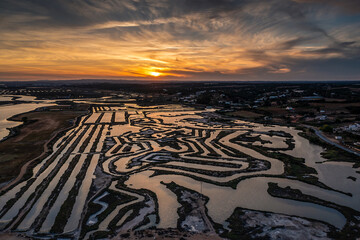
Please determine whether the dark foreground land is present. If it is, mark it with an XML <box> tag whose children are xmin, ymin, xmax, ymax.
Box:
<box><xmin>0</xmin><ymin>80</ymin><xmax>359</xmax><ymax>240</ymax></box>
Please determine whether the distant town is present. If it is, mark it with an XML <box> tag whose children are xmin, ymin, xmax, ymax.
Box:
<box><xmin>2</xmin><ymin>81</ymin><xmax>359</xmax><ymax>154</ymax></box>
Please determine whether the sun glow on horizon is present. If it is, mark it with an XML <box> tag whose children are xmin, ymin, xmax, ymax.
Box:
<box><xmin>149</xmin><ymin>71</ymin><xmax>161</xmax><ymax>77</ymax></box>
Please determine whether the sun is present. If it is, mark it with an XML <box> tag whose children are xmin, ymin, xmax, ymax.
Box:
<box><xmin>149</xmin><ymin>71</ymin><xmax>161</xmax><ymax>77</ymax></box>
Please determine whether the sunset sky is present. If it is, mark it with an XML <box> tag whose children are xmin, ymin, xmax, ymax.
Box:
<box><xmin>0</xmin><ymin>0</ymin><xmax>360</xmax><ymax>81</ymax></box>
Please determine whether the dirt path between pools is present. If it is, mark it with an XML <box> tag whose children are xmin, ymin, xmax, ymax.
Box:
<box><xmin>0</xmin><ymin>233</ymin><xmax>30</xmax><ymax>239</ymax></box>
<box><xmin>197</xmin><ymin>198</ymin><xmax>217</xmax><ymax>234</ymax></box>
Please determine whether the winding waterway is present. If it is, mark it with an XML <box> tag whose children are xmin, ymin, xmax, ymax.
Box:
<box><xmin>0</xmin><ymin>103</ymin><xmax>359</xmax><ymax>239</ymax></box>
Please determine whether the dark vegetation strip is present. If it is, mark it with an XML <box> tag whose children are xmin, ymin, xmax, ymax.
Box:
<box><xmin>96</xmin><ymin>113</ymin><xmax>105</xmax><ymax>124</ymax></box>
<box><xmin>0</xmin><ymin>178</ymin><xmax>35</xmax><ymax>218</ymax></box>
<box><xmin>79</xmin><ymin>126</ymin><xmax>97</xmax><ymax>153</ymax></box>
<box><xmin>212</xmin><ymin>141</ymin><xmax>241</xmax><ymax>158</ymax></box>
<box><xmin>174</xmin><ymin>158</ymin><xmax>244</xmax><ymax>168</ymax></box>
<box><xmin>111</xmin><ymin>112</ymin><xmax>116</xmax><ymax>123</ymax></box>
<box><xmin>198</xmin><ymin>138</ymin><xmax>220</xmax><ymax>156</ymax></box>
<box><xmin>50</xmin><ymin>154</ymin><xmax>93</xmax><ymax>233</ymax></box>
<box><xmin>32</xmin><ymin>154</ymin><xmax>82</xmax><ymax>231</ymax></box>
<box><xmin>54</xmin><ymin>111</ymin><xmax>89</xmax><ymax>148</ymax></box>
<box><xmin>36</xmin><ymin>125</ymin><xmax>85</xmax><ymax>178</ymax></box>
<box><xmin>151</xmin><ymin>169</ymin><xmax>238</xmax><ymax>189</ymax></box>
<box><xmin>51</xmin><ymin>124</ymin><xmax>105</xmax><ymax>233</ymax></box>
<box><xmin>156</xmin><ymin>162</ymin><xmax>268</xmax><ymax>177</ymax></box>
<box><xmin>181</xmin><ymin>139</ymin><xmax>204</xmax><ymax>156</ymax></box>
<box><xmin>91</xmin><ymin>125</ymin><xmax>105</xmax><ymax>153</ymax></box>
<box><xmin>111</xmin><ymin>139</ymin><xmax>124</xmax><ymax>154</ymax></box>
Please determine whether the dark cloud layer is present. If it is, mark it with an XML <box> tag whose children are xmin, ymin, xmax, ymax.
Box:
<box><xmin>0</xmin><ymin>0</ymin><xmax>359</xmax><ymax>80</ymax></box>
<box><xmin>293</xmin><ymin>0</ymin><xmax>360</xmax><ymax>13</ymax></box>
